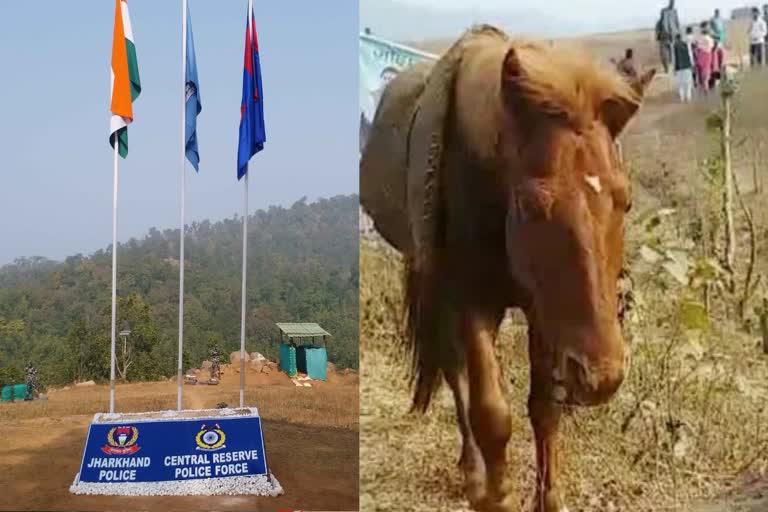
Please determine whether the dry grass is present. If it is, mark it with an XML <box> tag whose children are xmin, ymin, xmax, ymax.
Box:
<box><xmin>361</xmin><ymin>244</ymin><xmax>768</xmax><ymax>511</ymax></box>
<box><xmin>360</xmin><ymin>72</ymin><xmax>768</xmax><ymax>511</ymax></box>
<box><xmin>0</xmin><ymin>380</ymin><xmax>359</xmax><ymax>429</ymax></box>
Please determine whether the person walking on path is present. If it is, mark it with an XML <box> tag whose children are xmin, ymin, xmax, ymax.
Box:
<box><xmin>656</xmin><ymin>0</ymin><xmax>681</xmax><ymax>73</ymax></box>
<box><xmin>684</xmin><ymin>26</ymin><xmax>698</xmax><ymax>86</ymax></box>
<box><xmin>763</xmin><ymin>5</ymin><xmax>768</xmax><ymax>56</ymax></box>
<box><xmin>710</xmin><ymin>9</ymin><xmax>727</xmax><ymax>45</ymax></box>
<box><xmin>695</xmin><ymin>23</ymin><xmax>715</xmax><ymax>93</ymax></box>
<box><xmin>710</xmin><ymin>40</ymin><xmax>726</xmax><ymax>90</ymax></box>
<box><xmin>749</xmin><ymin>8</ymin><xmax>767</xmax><ymax>67</ymax></box>
<box><xmin>672</xmin><ymin>33</ymin><xmax>695</xmax><ymax>102</ymax></box>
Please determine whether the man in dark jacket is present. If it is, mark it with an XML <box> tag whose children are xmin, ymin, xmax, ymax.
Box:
<box><xmin>672</xmin><ymin>33</ymin><xmax>694</xmax><ymax>102</ymax></box>
<box><xmin>656</xmin><ymin>0</ymin><xmax>681</xmax><ymax>73</ymax></box>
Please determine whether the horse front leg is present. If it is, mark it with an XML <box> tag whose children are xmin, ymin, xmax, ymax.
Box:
<box><xmin>528</xmin><ymin>325</ymin><xmax>568</xmax><ymax>512</ymax></box>
<box><xmin>528</xmin><ymin>393</ymin><xmax>566</xmax><ymax>512</ymax></box>
<box><xmin>462</xmin><ymin>308</ymin><xmax>515</xmax><ymax>512</ymax></box>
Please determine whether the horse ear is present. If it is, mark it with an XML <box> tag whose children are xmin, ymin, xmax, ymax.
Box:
<box><xmin>601</xmin><ymin>97</ymin><xmax>639</xmax><ymax>138</ymax></box>
<box><xmin>500</xmin><ymin>46</ymin><xmax>529</xmax><ymax>115</ymax></box>
<box><xmin>601</xmin><ymin>68</ymin><xmax>656</xmax><ymax>138</ymax></box>
<box><xmin>633</xmin><ymin>68</ymin><xmax>657</xmax><ymax>96</ymax></box>
<box><xmin>503</xmin><ymin>46</ymin><xmax>523</xmax><ymax>80</ymax></box>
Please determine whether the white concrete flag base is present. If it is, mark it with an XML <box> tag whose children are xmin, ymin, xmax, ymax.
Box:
<box><xmin>68</xmin><ymin>407</ymin><xmax>283</xmax><ymax>497</ymax></box>
<box><xmin>69</xmin><ymin>472</ymin><xmax>283</xmax><ymax>496</ymax></box>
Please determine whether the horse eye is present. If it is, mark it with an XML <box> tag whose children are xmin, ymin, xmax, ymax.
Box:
<box><xmin>611</xmin><ymin>184</ymin><xmax>631</xmax><ymax>213</ymax></box>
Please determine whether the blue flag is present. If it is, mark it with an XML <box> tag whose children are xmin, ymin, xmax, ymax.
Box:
<box><xmin>237</xmin><ymin>2</ymin><xmax>266</xmax><ymax>180</ymax></box>
<box><xmin>185</xmin><ymin>4</ymin><xmax>202</xmax><ymax>171</ymax></box>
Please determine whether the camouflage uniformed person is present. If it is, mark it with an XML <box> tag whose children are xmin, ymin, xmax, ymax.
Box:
<box><xmin>210</xmin><ymin>347</ymin><xmax>221</xmax><ymax>381</ymax></box>
<box><xmin>25</xmin><ymin>362</ymin><xmax>39</xmax><ymax>399</ymax></box>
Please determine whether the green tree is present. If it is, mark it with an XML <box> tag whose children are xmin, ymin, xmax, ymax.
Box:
<box><xmin>0</xmin><ymin>195</ymin><xmax>360</xmax><ymax>385</ymax></box>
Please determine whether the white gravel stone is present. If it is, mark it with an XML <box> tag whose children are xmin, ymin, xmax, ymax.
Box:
<box><xmin>69</xmin><ymin>472</ymin><xmax>283</xmax><ymax>496</ymax></box>
<box><xmin>92</xmin><ymin>407</ymin><xmax>258</xmax><ymax>424</ymax></box>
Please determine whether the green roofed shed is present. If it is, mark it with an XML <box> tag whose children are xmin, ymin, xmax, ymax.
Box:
<box><xmin>276</xmin><ymin>322</ymin><xmax>331</xmax><ymax>340</ymax></box>
<box><xmin>276</xmin><ymin>323</ymin><xmax>331</xmax><ymax>380</ymax></box>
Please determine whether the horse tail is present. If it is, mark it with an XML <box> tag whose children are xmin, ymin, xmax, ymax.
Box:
<box><xmin>403</xmin><ymin>253</ymin><xmax>462</xmax><ymax>414</ymax></box>
<box><xmin>403</xmin><ymin>256</ymin><xmax>438</xmax><ymax>413</ymax></box>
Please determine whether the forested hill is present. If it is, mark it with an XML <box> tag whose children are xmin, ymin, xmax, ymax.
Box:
<box><xmin>0</xmin><ymin>195</ymin><xmax>359</xmax><ymax>388</ymax></box>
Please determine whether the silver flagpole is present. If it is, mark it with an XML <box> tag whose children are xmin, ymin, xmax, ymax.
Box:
<box><xmin>239</xmin><ymin>0</ymin><xmax>254</xmax><ymax>410</ymax></box>
<box><xmin>240</xmin><ymin>170</ymin><xmax>248</xmax><ymax>408</ymax></box>
<box><xmin>109</xmin><ymin>141</ymin><xmax>119</xmax><ymax>413</ymax></box>
<box><xmin>177</xmin><ymin>0</ymin><xmax>187</xmax><ymax>411</ymax></box>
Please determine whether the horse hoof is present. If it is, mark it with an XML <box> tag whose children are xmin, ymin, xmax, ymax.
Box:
<box><xmin>459</xmin><ymin>447</ymin><xmax>486</xmax><ymax>505</ymax></box>
<box><xmin>533</xmin><ymin>489</ymin><xmax>568</xmax><ymax>512</ymax></box>
<box><xmin>474</xmin><ymin>492</ymin><xmax>518</xmax><ymax>512</ymax></box>
<box><xmin>460</xmin><ymin>463</ymin><xmax>485</xmax><ymax>505</ymax></box>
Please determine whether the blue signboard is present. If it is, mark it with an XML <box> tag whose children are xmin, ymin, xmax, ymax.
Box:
<box><xmin>76</xmin><ymin>414</ymin><xmax>268</xmax><ymax>483</ymax></box>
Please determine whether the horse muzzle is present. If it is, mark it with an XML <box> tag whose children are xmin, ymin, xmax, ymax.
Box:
<box><xmin>552</xmin><ymin>347</ymin><xmax>630</xmax><ymax>406</ymax></box>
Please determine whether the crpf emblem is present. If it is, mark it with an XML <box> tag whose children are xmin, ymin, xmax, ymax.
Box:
<box><xmin>101</xmin><ymin>426</ymin><xmax>140</xmax><ymax>455</ymax></box>
<box><xmin>195</xmin><ymin>423</ymin><xmax>226</xmax><ymax>451</ymax></box>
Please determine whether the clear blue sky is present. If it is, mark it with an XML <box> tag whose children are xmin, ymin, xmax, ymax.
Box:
<box><xmin>0</xmin><ymin>1</ymin><xmax>358</xmax><ymax>265</ymax></box>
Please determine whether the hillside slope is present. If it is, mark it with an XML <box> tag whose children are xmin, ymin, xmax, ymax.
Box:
<box><xmin>0</xmin><ymin>195</ymin><xmax>360</xmax><ymax>388</ymax></box>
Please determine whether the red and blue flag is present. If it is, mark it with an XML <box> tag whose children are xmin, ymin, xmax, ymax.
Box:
<box><xmin>237</xmin><ymin>0</ymin><xmax>266</xmax><ymax>180</ymax></box>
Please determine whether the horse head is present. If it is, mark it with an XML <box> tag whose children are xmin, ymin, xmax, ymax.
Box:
<box><xmin>493</xmin><ymin>43</ymin><xmax>654</xmax><ymax>406</ymax></box>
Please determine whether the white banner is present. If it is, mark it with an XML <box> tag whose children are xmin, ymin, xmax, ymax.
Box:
<box><xmin>359</xmin><ymin>33</ymin><xmax>436</xmax><ymax>151</ymax></box>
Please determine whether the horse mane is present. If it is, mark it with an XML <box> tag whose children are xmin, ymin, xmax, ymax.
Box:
<box><xmin>453</xmin><ymin>33</ymin><xmax>640</xmax><ymax>164</ymax></box>
<box><xmin>505</xmin><ymin>39</ymin><xmax>640</xmax><ymax>131</ymax></box>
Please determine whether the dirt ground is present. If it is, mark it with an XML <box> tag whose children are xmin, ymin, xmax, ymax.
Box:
<box><xmin>690</xmin><ymin>479</ymin><xmax>768</xmax><ymax>512</ymax></box>
<box><xmin>0</xmin><ymin>365</ymin><xmax>359</xmax><ymax>512</ymax></box>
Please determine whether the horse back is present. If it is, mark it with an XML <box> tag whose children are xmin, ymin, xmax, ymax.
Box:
<box><xmin>360</xmin><ymin>61</ymin><xmax>434</xmax><ymax>253</ymax></box>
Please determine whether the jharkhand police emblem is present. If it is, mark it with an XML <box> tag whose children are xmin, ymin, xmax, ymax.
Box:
<box><xmin>185</xmin><ymin>81</ymin><xmax>196</xmax><ymax>101</ymax></box>
<box><xmin>195</xmin><ymin>423</ymin><xmax>226</xmax><ymax>451</ymax></box>
<box><xmin>101</xmin><ymin>426</ymin><xmax>140</xmax><ymax>455</ymax></box>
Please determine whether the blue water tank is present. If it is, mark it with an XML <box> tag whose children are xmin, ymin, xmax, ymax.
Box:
<box><xmin>304</xmin><ymin>346</ymin><xmax>327</xmax><ymax>381</ymax></box>
<box><xmin>279</xmin><ymin>343</ymin><xmax>297</xmax><ymax>376</ymax></box>
<box><xmin>1</xmin><ymin>383</ymin><xmax>29</xmax><ymax>402</ymax></box>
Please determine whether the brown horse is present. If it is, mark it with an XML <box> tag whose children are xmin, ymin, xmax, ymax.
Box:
<box><xmin>360</xmin><ymin>26</ymin><xmax>654</xmax><ymax>512</ymax></box>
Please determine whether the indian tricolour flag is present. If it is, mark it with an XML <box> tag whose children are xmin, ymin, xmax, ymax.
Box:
<box><xmin>110</xmin><ymin>0</ymin><xmax>141</xmax><ymax>158</ymax></box>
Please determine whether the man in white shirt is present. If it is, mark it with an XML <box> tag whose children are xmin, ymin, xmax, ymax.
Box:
<box><xmin>749</xmin><ymin>7</ymin><xmax>767</xmax><ymax>67</ymax></box>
